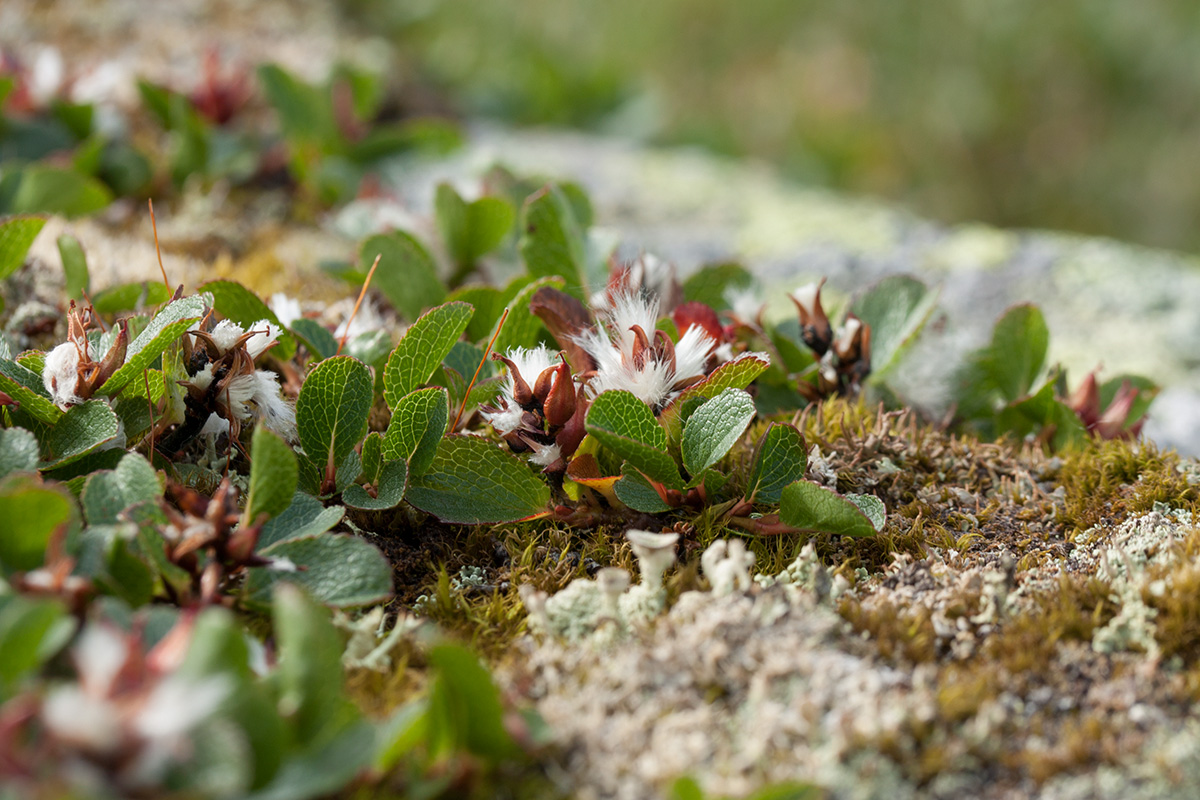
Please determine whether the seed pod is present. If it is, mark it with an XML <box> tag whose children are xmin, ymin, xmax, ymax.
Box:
<box><xmin>542</xmin><ymin>359</ymin><xmax>577</xmax><ymax>428</ymax></box>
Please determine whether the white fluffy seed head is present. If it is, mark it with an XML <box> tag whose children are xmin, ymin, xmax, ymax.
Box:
<box><xmin>43</xmin><ymin>341</ymin><xmax>83</xmax><ymax>409</ymax></box>
<box><xmin>577</xmin><ymin>291</ymin><xmax>714</xmax><ymax>409</ymax></box>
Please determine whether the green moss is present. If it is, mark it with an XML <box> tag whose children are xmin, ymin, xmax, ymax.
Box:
<box><xmin>1058</xmin><ymin>439</ymin><xmax>1198</xmax><ymax>534</ymax></box>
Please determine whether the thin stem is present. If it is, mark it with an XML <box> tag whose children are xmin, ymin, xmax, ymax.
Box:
<box><xmin>148</xmin><ymin>199</ymin><xmax>172</xmax><ymax>291</ymax></box>
<box><xmin>452</xmin><ymin>307</ymin><xmax>509</xmax><ymax>432</ymax></box>
<box><xmin>337</xmin><ymin>253</ymin><xmax>381</xmax><ymax>355</ymax></box>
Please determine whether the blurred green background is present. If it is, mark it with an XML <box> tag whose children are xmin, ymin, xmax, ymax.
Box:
<box><xmin>354</xmin><ymin>0</ymin><xmax>1200</xmax><ymax>252</ymax></box>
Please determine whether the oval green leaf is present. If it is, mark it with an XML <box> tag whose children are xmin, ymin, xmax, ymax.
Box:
<box><xmin>98</xmin><ymin>294</ymin><xmax>209</xmax><ymax>396</ymax></box>
<box><xmin>518</xmin><ymin>184</ymin><xmax>587</xmax><ymax>299</ymax></box>
<box><xmin>585</xmin><ymin>390</ymin><xmax>683</xmax><ymax>490</ymax></box>
<box><xmin>342</xmin><ymin>460</ymin><xmax>407</xmax><ymax>511</ymax></box>
<box><xmin>245</xmin><ymin>427</ymin><xmax>299</xmax><ymax>526</ymax></box>
<box><xmin>0</xmin><ymin>216</ymin><xmax>47</xmax><ymax>281</ymax></box>
<box><xmin>779</xmin><ymin>480</ymin><xmax>880</xmax><ymax>538</ymax></box>
<box><xmin>382</xmin><ymin>386</ymin><xmax>448</xmax><ymax>476</ymax></box>
<box><xmin>0</xmin><ymin>476</ymin><xmax>77</xmax><ymax>572</ymax></box>
<box><xmin>405</xmin><ymin>435</ymin><xmax>550</xmax><ymax>524</ymax></box>
<box><xmin>361</xmin><ymin>231</ymin><xmax>446</xmax><ymax>322</ymax></box>
<box><xmin>382</xmin><ymin>302</ymin><xmax>473</xmax><ymax>409</ymax></box>
<box><xmin>81</xmin><ymin>452</ymin><xmax>162</xmax><ymax>526</ymax></box>
<box><xmin>659</xmin><ymin>353</ymin><xmax>769</xmax><ymax>443</ymax></box>
<box><xmin>0</xmin><ymin>427</ymin><xmax>39</xmax><ymax>479</ymax></box>
<box><xmin>296</xmin><ymin>356</ymin><xmax>373</xmax><ymax>478</ymax></box>
<box><xmin>746</xmin><ymin>423</ymin><xmax>807</xmax><ymax>505</ymax></box>
<box><xmin>42</xmin><ymin>399</ymin><xmax>120</xmax><ymax>469</ymax></box>
<box><xmin>681</xmin><ymin>388</ymin><xmax>756</xmax><ymax>480</ymax></box>
<box><xmin>248</xmin><ymin>535</ymin><xmax>393</xmax><ymax>611</ymax></box>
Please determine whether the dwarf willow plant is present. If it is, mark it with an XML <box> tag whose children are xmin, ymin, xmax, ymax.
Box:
<box><xmin>0</xmin><ymin>167</ymin><xmax>1160</xmax><ymax>798</ymax></box>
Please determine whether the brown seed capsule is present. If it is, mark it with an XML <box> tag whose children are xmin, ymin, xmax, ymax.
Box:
<box><xmin>790</xmin><ymin>278</ymin><xmax>833</xmax><ymax>356</ymax></box>
<box><xmin>542</xmin><ymin>358</ymin><xmax>576</xmax><ymax>428</ymax></box>
<box><xmin>494</xmin><ymin>353</ymin><xmax>536</xmax><ymax>409</ymax></box>
<box><xmin>532</xmin><ymin>364</ymin><xmax>556</xmax><ymax>405</ymax></box>
<box><xmin>628</xmin><ymin>324</ymin><xmax>652</xmax><ymax>369</ymax></box>
<box><xmin>93</xmin><ymin>319</ymin><xmax>129</xmax><ymax>390</ymax></box>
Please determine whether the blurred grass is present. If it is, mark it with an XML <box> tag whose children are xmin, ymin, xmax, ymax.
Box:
<box><xmin>353</xmin><ymin>0</ymin><xmax>1200</xmax><ymax>252</ymax></box>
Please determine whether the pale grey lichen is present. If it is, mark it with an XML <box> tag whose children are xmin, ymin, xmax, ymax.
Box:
<box><xmin>335</xmin><ymin>607</ymin><xmax>423</xmax><ymax>672</ymax></box>
<box><xmin>755</xmin><ymin>541</ymin><xmax>850</xmax><ymax>602</ymax></box>
<box><xmin>1069</xmin><ymin>508</ymin><xmax>1195</xmax><ymax>657</ymax></box>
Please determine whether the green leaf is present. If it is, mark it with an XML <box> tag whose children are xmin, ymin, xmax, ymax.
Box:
<box><xmin>81</xmin><ymin>452</ymin><xmax>161</xmax><ymax>526</ymax></box>
<box><xmin>270</xmin><ymin>583</ymin><xmax>348</xmax><ymax>744</ymax></box>
<box><xmin>91</xmin><ymin>526</ymin><xmax>156</xmax><ymax>607</ymax></box>
<box><xmin>983</xmin><ymin>304</ymin><xmax>1049</xmax><ymax>404</ymax></box>
<box><xmin>1005</xmin><ymin>377</ymin><xmax>1087</xmax><ymax>451</ymax></box>
<box><xmin>360</xmin><ymin>431</ymin><xmax>383</xmax><ymax>485</ymax></box>
<box><xmin>382</xmin><ymin>302</ymin><xmax>473</xmax><ymax>409</ymax></box>
<box><xmin>446</xmin><ymin>284</ymin><xmax>503</xmax><ymax>342</ymax></box>
<box><xmin>850</xmin><ymin>275</ymin><xmax>939</xmax><ymax>379</ymax></box>
<box><xmin>56</xmin><ymin>234</ymin><xmax>89</xmax><ymax>300</ymax></box>
<box><xmin>490</xmin><ymin>275</ymin><xmax>562</xmax><ymax>354</ymax></box>
<box><xmin>90</xmin><ymin>281</ymin><xmax>172</xmax><ymax>315</ymax></box>
<box><xmin>42</xmin><ymin>399</ymin><xmax>120</xmax><ymax>469</ymax></box>
<box><xmin>585</xmin><ymin>390</ymin><xmax>683</xmax><ymax>490</ymax></box>
<box><xmin>435</xmin><ymin>183</ymin><xmax>515</xmax><ymax>267</ymax></box>
<box><xmin>426</xmin><ymin>643</ymin><xmax>519</xmax><ymax>759</ymax></box>
<box><xmin>681</xmin><ymin>388</ymin><xmax>755</xmax><ymax>480</ymax></box>
<box><xmin>779</xmin><ymin>480</ymin><xmax>880</xmax><ymax>537</ymax></box>
<box><xmin>382</xmin><ymin>387</ymin><xmax>449</xmax><ymax>476</ymax></box>
<box><xmin>2</xmin><ymin>166</ymin><xmax>112</xmax><ymax>217</ymax></box>
<box><xmin>344</xmin><ymin>329</ymin><xmax>391</xmax><ymax>370</ymax></box>
<box><xmin>258</xmin><ymin>492</ymin><xmax>345</xmax><ymax>550</ymax></box>
<box><xmin>659</xmin><ymin>354</ymin><xmax>770</xmax><ymax>443</ymax></box>
<box><xmin>361</xmin><ymin>232</ymin><xmax>446</xmax><ymax>322</ymax></box>
<box><xmin>342</xmin><ymin>460</ymin><xmax>407</xmax><ymax>511</ymax></box>
<box><xmin>256</xmin><ymin>64</ymin><xmax>339</xmax><ymax>148</ymax></box>
<box><xmin>405</xmin><ymin>435</ymin><xmax>550</xmax><ymax>524</ymax></box>
<box><xmin>296</xmin><ymin>356</ymin><xmax>372</xmax><ymax>479</ymax></box>
<box><xmin>746</xmin><ymin>423</ymin><xmax>807</xmax><ymax>505</ymax></box>
<box><xmin>0</xmin><ymin>357</ymin><xmax>61</xmax><ymax>425</ymax></box>
<box><xmin>846</xmin><ymin>493</ymin><xmax>886</xmax><ymax>533</ymax></box>
<box><xmin>613</xmin><ymin>464</ymin><xmax>671</xmax><ymax>513</ymax></box>
<box><xmin>201</xmin><ymin>279</ymin><xmax>297</xmax><ymax>361</ymax></box>
<box><xmin>0</xmin><ymin>427</ymin><xmax>39</xmax><ymax>479</ymax></box>
<box><xmin>245</xmin><ymin>715</ymin><xmax>375</xmax><ymax>800</ymax></box>
<box><xmin>245</xmin><ymin>428</ymin><xmax>299</xmax><ymax>526</ymax></box>
<box><xmin>518</xmin><ymin>185</ymin><xmax>588</xmax><ymax>299</ymax></box>
<box><xmin>98</xmin><ymin>294</ymin><xmax>209</xmax><ymax>396</ymax></box>
<box><xmin>0</xmin><ymin>216</ymin><xmax>47</xmax><ymax>281</ymax></box>
<box><xmin>0</xmin><ymin>596</ymin><xmax>73</xmax><ymax>697</ymax></box>
<box><xmin>681</xmin><ymin>262</ymin><xmax>755</xmax><ymax>310</ymax></box>
<box><xmin>0</xmin><ymin>476</ymin><xmax>77</xmax><ymax>573</ymax></box>
<box><xmin>248</xmin><ymin>535</ymin><xmax>392</xmax><ymax>609</ymax></box>
<box><xmin>289</xmin><ymin>318</ymin><xmax>339</xmax><ymax>360</ymax></box>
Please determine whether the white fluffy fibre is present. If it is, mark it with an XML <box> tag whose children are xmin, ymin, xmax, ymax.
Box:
<box><xmin>500</xmin><ymin>346</ymin><xmax>558</xmax><ymax>397</ymax></box>
<box><xmin>42</xmin><ymin>341</ymin><xmax>85</xmax><ymax>409</ymax></box>
<box><xmin>606</xmin><ymin>291</ymin><xmax>661</xmax><ymax>358</ymax></box>
<box><xmin>482</xmin><ymin>403</ymin><xmax>525</xmax><ymax>436</ymax></box>
<box><xmin>724</xmin><ymin>285</ymin><xmax>764</xmax><ymax>325</ymax></box>
<box><xmin>205</xmin><ymin>370</ymin><xmax>296</xmax><ymax>441</ymax></box>
<box><xmin>528</xmin><ymin>441</ymin><xmax>564</xmax><ymax>468</ymax></box>
<box><xmin>269</xmin><ymin>293</ymin><xmax>303</xmax><ymax>328</ymax></box>
<box><xmin>578</xmin><ymin>291</ymin><xmax>714</xmax><ymax>409</ymax></box>
<box><xmin>208</xmin><ymin>319</ymin><xmax>282</xmax><ymax>360</ymax></box>
<box><xmin>208</xmin><ymin>319</ymin><xmax>248</xmax><ymax>353</ymax></box>
<box><xmin>791</xmin><ymin>281</ymin><xmax>822</xmax><ymax>316</ymax></box>
<box><xmin>482</xmin><ymin>346</ymin><xmax>560</xmax><ymax>436</ymax></box>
